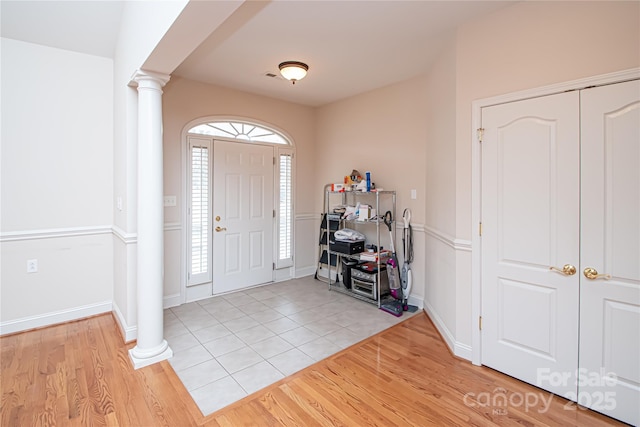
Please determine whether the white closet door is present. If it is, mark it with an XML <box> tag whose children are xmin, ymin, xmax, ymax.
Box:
<box><xmin>481</xmin><ymin>91</ymin><xmax>581</xmax><ymax>397</ymax></box>
<box><xmin>579</xmin><ymin>80</ymin><xmax>640</xmax><ymax>426</ymax></box>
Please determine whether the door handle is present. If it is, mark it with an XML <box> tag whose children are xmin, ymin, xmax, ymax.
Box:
<box><xmin>549</xmin><ymin>264</ymin><xmax>577</xmax><ymax>276</ymax></box>
<box><xmin>215</xmin><ymin>226</ymin><xmax>227</xmax><ymax>232</ymax></box>
<box><xmin>583</xmin><ymin>267</ymin><xmax>611</xmax><ymax>280</ymax></box>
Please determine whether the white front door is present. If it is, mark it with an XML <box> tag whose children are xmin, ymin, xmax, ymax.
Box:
<box><xmin>579</xmin><ymin>80</ymin><xmax>640</xmax><ymax>425</ymax></box>
<box><xmin>212</xmin><ymin>140</ymin><xmax>274</xmax><ymax>294</ymax></box>
<box><xmin>481</xmin><ymin>91</ymin><xmax>581</xmax><ymax>397</ymax></box>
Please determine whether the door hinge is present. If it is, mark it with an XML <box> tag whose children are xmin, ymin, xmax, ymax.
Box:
<box><xmin>479</xmin><ymin>222</ymin><xmax>482</xmax><ymax>236</ymax></box>
<box><xmin>479</xmin><ymin>316</ymin><xmax>482</xmax><ymax>330</ymax></box>
<box><xmin>273</xmin><ymin>262</ymin><xmax>275</xmax><ymax>270</ymax></box>
<box><xmin>477</xmin><ymin>128</ymin><xmax>484</xmax><ymax>143</ymax></box>
<box><xmin>273</xmin><ymin>156</ymin><xmax>276</xmax><ymax>165</ymax></box>
<box><xmin>273</xmin><ymin>209</ymin><xmax>276</xmax><ymax>218</ymax></box>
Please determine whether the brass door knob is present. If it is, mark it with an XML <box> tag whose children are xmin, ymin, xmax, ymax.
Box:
<box><xmin>215</xmin><ymin>226</ymin><xmax>227</xmax><ymax>232</ymax></box>
<box><xmin>549</xmin><ymin>264</ymin><xmax>577</xmax><ymax>276</ymax></box>
<box><xmin>583</xmin><ymin>267</ymin><xmax>611</xmax><ymax>280</ymax></box>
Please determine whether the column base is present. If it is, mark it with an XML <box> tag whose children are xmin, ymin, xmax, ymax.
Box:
<box><xmin>129</xmin><ymin>340</ymin><xmax>173</xmax><ymax>370</ymax></box>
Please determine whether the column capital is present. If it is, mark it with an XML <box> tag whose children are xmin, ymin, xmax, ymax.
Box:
<box><xmin>130</xmin><ymin>70</ymin><xmax>170</xmax><ymax>88</ymax></box>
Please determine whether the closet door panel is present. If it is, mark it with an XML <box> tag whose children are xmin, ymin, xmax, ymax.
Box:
<box><xmin>579</xmin><ymin>79</ymin><xmax>640</xmax><ymax>426</ymax></box>
<box><xmin>481</xmin><ymin>91</ymin><xmax>580</xmax><ymax>397</ymax></box>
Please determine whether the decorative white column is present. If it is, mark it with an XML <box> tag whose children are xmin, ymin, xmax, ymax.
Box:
<box><xmin>129</xmin><ymin>70</ymin><xmax>173</xmax><ymax>369</ymax></box>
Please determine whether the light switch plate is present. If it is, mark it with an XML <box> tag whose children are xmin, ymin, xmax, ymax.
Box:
<box><xmin>163</xmin><ymin>196</ymin><xmax>177</xmax><ymax>207</ymax></box>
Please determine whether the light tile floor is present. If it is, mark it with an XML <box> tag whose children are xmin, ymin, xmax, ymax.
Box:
<box><xmin>165</xmin><ymin>275</ymin><xmax>415</xmax><ymax>416</ymax></box>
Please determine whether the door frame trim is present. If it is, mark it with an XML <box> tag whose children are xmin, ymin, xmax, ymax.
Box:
<box><xmin>470</xmin><ymin>68</ymin><xmax>640</xmax><ymax>366</ymax></box>
<box><xmin>180</xmin><ymin>116</ymin><xmax>296</xmax><ymax>305</ymax></box>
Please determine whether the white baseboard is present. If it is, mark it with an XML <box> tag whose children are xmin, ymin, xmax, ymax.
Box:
<box><xmin>0</xmin><ymin>301</ymin><xmax>112</xmax><ymax>336</ymax></box>
<box><xmin>408</xmin><ymin>294</ymin><xmax>423</xmax><ymax>310</ymax></box>
<box><xmin>454</xmin><ymin>341</ymin><xmax>472</xmax><ymax>361</ymax></box>
<box><xmin>274</xmin><ymin>267</ymin><xmax>293</xmax><ymax>283</ymax></box>
<box><xmin>112</xmin><ymin>301</ymin><xmax>137</xmax><ymax>342</ymax></box>
<box><xmin>294</xmin><ymin>265</ymin><xmax>317</xmax><ymax>278</ymax></box>
<box><xmin>423</xmin><ymin>300</ymin><xmax>471</xmax><ymax>361</ymax></box>
<box><xmin>185</xmin><ymin>282</ymin><xmax>213</xmax><ymax>303</ymax></box>
<box><xmin>163</xmin><ymin>293</ymin><xmax>182</xmax><ymax>309</ymax></box>
<box><xmin>113</xmin><ymin>294</ymin><xmax>182</xmax><ymax>343</ymax></box>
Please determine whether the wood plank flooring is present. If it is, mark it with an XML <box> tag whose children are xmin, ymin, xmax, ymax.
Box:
<box><xmin>0</xmin><ymin>312</ymin><xmax>623</xmax><ymax>426</ymax></box>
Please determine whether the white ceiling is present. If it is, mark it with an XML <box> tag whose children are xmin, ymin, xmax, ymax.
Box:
<box><xmin>1</xmin><ymin>0</ymin><xmax>515</xmax><ymax>107</ymax></box>
<box><xmin>1</xmin><ymin>1</ymin><xmax>125</xmax><ymax>58</ymax></box>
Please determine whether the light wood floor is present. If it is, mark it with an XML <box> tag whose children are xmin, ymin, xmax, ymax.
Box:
<box><xmin>1</xmin><ymin>311</ymin><xmax>623</xmax><ymax>426</ymax></box>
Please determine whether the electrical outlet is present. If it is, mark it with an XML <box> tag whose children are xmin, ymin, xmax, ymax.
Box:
<box><xmin>27</xmin><ymin>259</ymin><xmax>38</xmax><ymax>273</ymax></box>
<box><xmin>117</xmin><ymin>196</ymin><xmax>123</xmax><ymax>211</ymax></box>
<box><xmin>411</xmin><ymin>189</ymin><xmax>417</xmax><ymax>200</ymax></box>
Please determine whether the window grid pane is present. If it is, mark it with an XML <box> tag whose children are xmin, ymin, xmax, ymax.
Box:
<box><xmin>279</xmin><ymin>154</ymin><xmax>292</xmax><ymax>260</ymax></box>
<box><xmin>191</xmin><ymin>146</ymin><xmax>209</xmax><ymax>275</ymax></box>
<box><xmin>189</xmin><ymin>122</ymin><xmax>287</xmax><ymax>145</ymax></box>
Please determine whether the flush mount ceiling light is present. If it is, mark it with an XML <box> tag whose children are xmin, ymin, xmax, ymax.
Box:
<box><xmin>278</xmin><ymin>61</ymin><xmax>308</xmax><ymax>84</ymax></box>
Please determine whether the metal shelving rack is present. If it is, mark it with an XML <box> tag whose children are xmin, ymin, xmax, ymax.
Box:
<box><xmin>321</xmin><ymin>189</ymin><xmax>396</xmax><ymax>307</ymax></box>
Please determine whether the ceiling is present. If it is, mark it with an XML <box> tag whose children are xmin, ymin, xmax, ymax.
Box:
<box><xmin>1</xmin><ymin>1</ymin><xmax>515</xmax><ymax>107</ymax></box>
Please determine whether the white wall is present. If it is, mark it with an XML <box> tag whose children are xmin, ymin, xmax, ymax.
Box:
<box><xmin>111</xmin><ymin>0</ymin><xmax>245</xmax><ymax>339</ymax></box>
<box><xmin>0</xmin><ymin>38</ymin><xmax>114</xmax><ymax>333</ymax></box>
<box><xmin>111</xmin><ymin>0</ymin><xmax>190</xmax><ymax>339</ymax></box>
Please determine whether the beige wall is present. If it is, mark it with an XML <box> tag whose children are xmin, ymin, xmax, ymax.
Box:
<box><xmin>443</xmin><ymin>0</ymin><xmax>639</xmax><ymax>352</ymax></box>
<box><xmin>456</xmin><ymin>0</ymin><xmax>639</xmax><ymax>239</ymax></box>
<box><xmin>315</xmin><ymin>76</ymin><xmax>429</xmax><ymax>305</ymax></box>
<box><xmin>2</xmin><ymin>0</ymin><xmax>637</xmax><ymax>350</ymax></box>
<box><xmin>423</xmin><ymin>36</ymin><xmax>459</xmax><ymax>346</ymax></box>
<box><xmin>315</xmin><ymin>76</ymin><xmax>428</xmax><ymax>221</ymax></box>
<box><xmin>313</xmin><ymin>1</ymin><xmax>639</xmax><ymax>357</ymax></box>
<box><xmin>161</xmin><ymin>76</ymin><xmax>316</xmax><ymax>298</ymax></box>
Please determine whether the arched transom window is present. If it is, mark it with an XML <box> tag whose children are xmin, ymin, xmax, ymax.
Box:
<box><xmin>189</xmin><ymin>121</ymin><xmax>288</xmax><ymax>145</ymax></box>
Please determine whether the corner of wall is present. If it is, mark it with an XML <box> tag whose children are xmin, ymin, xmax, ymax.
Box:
<box><xmin>112</xmin><ymin>300</ymin><xmax>137</xmax><ymax>343</ymax></box>
<box><xmin>423</xmin><ymin>300</ymin><xmax>472</xmax><ymax>361</ymax></box>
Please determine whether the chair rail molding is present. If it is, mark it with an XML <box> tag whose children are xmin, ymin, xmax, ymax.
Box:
<box><xmin>0</xmin><ymin>225</ymin><xmax>112</xmax><ymax>242</ymax></box>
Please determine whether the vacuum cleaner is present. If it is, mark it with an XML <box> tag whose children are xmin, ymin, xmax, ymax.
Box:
<box><xmin>401</xmin><ymin>208</ymin><xmax>417</xmax><ymax>312</ymax></box>
<box><xmin>380</xmin><ymin>210</ymin><xmax>404</xmax><ymax>317</ymax></box>
<box><xmin>380</xmin><ymin>208</ymin><xmax>417</xmax><ymax>316</ymax></box>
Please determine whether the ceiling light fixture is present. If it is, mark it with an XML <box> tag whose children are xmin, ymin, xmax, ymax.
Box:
<box><xmin>278</xmin><ymin>61</ymin><xmax>308</xmax><ymax>84</ymax></box>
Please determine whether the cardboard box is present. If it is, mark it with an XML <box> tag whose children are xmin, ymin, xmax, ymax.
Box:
<box><xmin>357</xmin><ymin>204</ymin><xmax>370</xmax><ymax>221</ymax></box>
